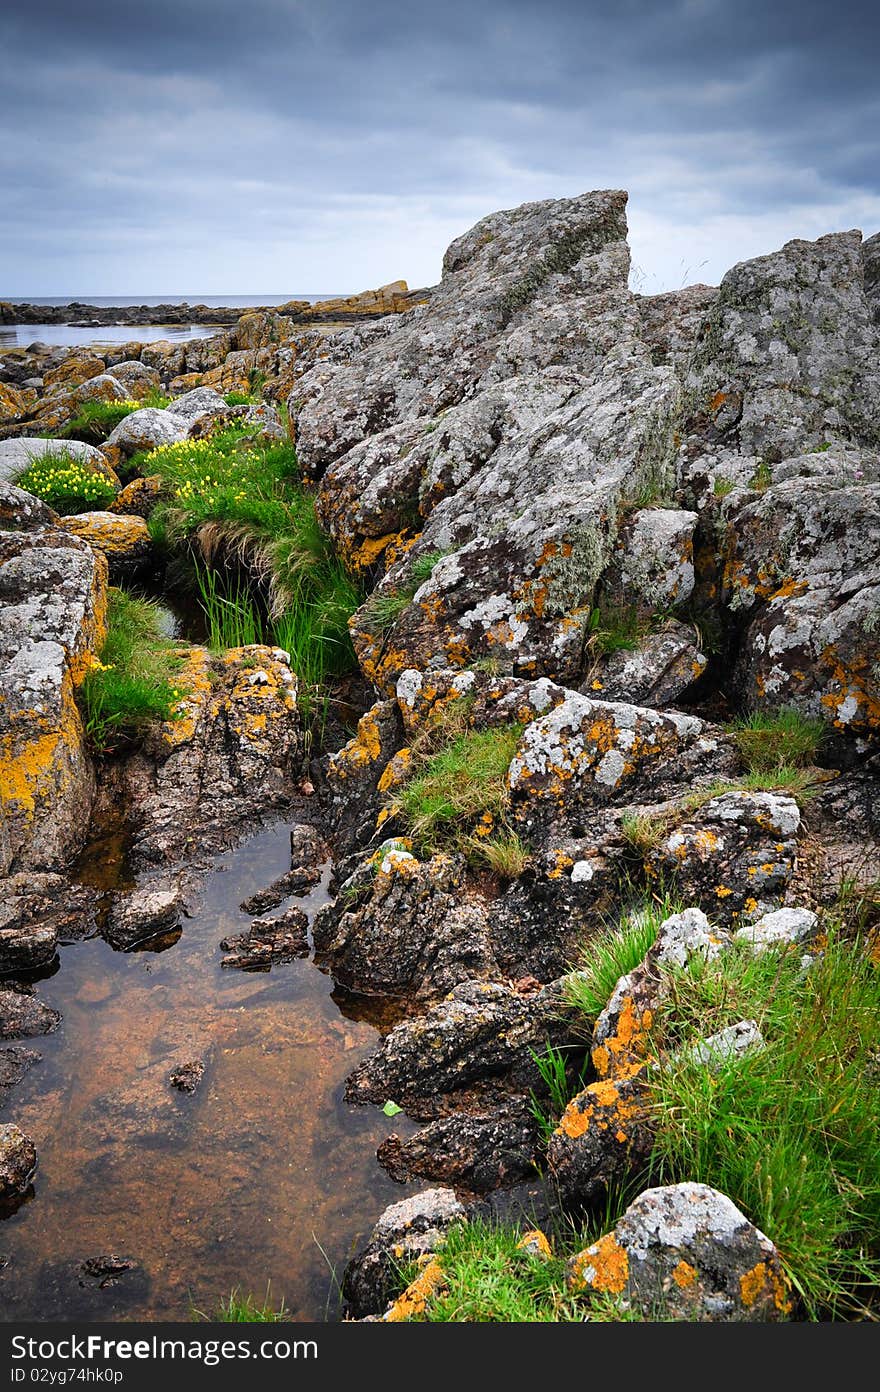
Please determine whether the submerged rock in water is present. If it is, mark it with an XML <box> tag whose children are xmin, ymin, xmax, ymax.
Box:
<box><xmin>220</xmin><ymin>905</ymin><xmax>309</xmax><ymax>970</ymax></box>
<box><xmin>168</xmin><ymin>1060</ymin><xmax>205</xmax><ymax>1094</ymax></box>
<box><xmin>0</xmin><ymin>987</ymin><xmax>60</xmax><ymax>1040</ymax></box>
<box><xmin>0</xmin><ymin>1122</ymin><xmax>37</xmax><ymax>1197</ymax></box>
<box><xmin>0</xmin><ymin>1046</ymin><xmax>40</xmax><ymax>1109</ymax></box>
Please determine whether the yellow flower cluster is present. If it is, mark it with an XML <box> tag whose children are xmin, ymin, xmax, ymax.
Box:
<box><xmin>17</xmin><ymin>455</ymin><xmax>116</xmax><ymax>508</ymax></box>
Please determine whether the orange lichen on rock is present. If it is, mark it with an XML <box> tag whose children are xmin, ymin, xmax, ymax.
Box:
<box><xmin>739</xmin><ymin>1261</ymin><xmax>790</xmax><ymax>1315</ymax></box>
<box><xmin>672</xmin><ymin>1259</ymin><xmax>697</xmax><ymax>1289</ymax></box>
<box><xmin>591</xmin><ymin>995</ymin><xmax>653</xmax><ymax>1080</ymax></box>
<box><xmin>516</xmin><ymin>1229</ymin><xmax>552</xmax><ymax>1260</ymax></box>
<box><xmin>567</xmin><ymin>1233</ymin><xmax>629</xmax><ymax>1296</ymax></box>
<box><xmin>383</xmin><ymin>1257</ymin><xmax>446</xmax><ymax>1322</ymax></box>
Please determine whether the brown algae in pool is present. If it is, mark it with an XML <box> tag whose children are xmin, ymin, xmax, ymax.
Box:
<box><xmin>0</xmin><ymin>820</ymin><xmax>416</xmax><ymax>1321</ymax></box>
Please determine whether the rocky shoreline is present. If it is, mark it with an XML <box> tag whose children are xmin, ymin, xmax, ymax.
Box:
<box><xmin>0</xmin><ymin>283</ymin><xmax>429</xmax><ymax>330</ymax></box>
<box><xmin>1</xmin><ymin>189</ymin><xmax>878</xmax><ymax>1322</ymax></box>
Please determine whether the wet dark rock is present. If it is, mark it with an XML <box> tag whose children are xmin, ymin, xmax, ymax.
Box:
<box><xmin>169</xmin><ymin>1060</ymin><xmax>205</xmax><ymax>1094</ymax></box>
<box><xmin>289</xmin><ymin>820</ymin><xmax>329</xmax><ymax>868</ymax></box>
<box><xmin>0</xmin><ymin>874</ymin><xmax>98</xmax><ymax>973</ymax></box>
<box><xmin>0</xmin><ymin>1123</ymin><xmax>37</xmax><ymax>1197</ymax></box>
<box><xmin>220</xmin><ymin>905</ymin><xmax>309</xmax><ymax>970</ymax></box>
<box><xmin>343</xmin><ymin>1187</ymin><xmax>465</xmax><ymax>1320</ymax></box>
<box><xmin>124</xmin><ymin>646</ymin><xmax>301</xmax><ymax>867</ymax></box>
<box><xmin>105</xmin><ymin>884</ymin><xmax>184</xmax><ymax>951</ymax></box>
<box><xmin>346</xmin><ymin>977</ymin><xmax>574</xmax><ymax>1120</ymax></box>
<box><xmin>378</xmin><ymin>1101</ymin><xmax>541</xmax><ymax>1193</ymax></box>
<box><xmin>315</xmin><ymin>851</ymin><xmax>499</xmax><ymax>1000</ymax></box>
<box><xmin>239</xmin><ymin>866</ymin><xmax>319</xmax><ymax>916</ymax></box>
<box><xmin>0</xmin><ymin>1047</ymin><xmax>39</xmax><ymax>1109</ymax></box>
<box><xmin>0</xmin><ymin>986</ymin><xmax>60</xmax><ymax>1039</ymax></box>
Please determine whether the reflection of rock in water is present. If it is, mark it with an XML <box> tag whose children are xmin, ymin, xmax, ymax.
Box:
<box><xmin>34</xmin><ymin>1255</ymin><xmax>150</xmax><ymax>1320</ymax></box>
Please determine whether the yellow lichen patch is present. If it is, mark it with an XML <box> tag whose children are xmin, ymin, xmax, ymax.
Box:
<box><xmin>547</xmin><ymin>849</ymin><xmax>574</xmax><ymax>880</ymax></box>
<box><xmin>158</xmin><ymin>647</ymin><xmax>212</xmax><ymax>748</ymax></box>
<box><xmin>693</xmin><ymin>829</ymin><xmax>720</xmax><ymax>854</ymax></box>
<box><xmin>580</xmin><ymin>1234</ymin><xmax>630</xmax><ymax>1295</ymax></box>
<box><xmin>347</xmin><ymin>531</ymin><xmax>400</xmax><ymax>573</ymax></box>
<box><xmin>336</xmin><ymin>708</ymin><xmax>383</xmax><ymax>772</ymax></box>
<box><xmin>377</xmin><ymin>746</ymin><xmax>412</xmax><ymax>793</ymax></box>
<box><xmin>383</xmin><ymin>1258</ymin><xmax>446</xmax><ymax>1322</ymax></box>
<box><xmin>516</xmin><ymin>1230</ymin><xmax>552</xmax><ymax>1260</ymax></box>
<box><xmin>715</xmin><ymin>884</ymin><xmax>733</xmax><ymax>898</ymax></box>
<box><xmin>739</xmin><ymin>1260</ymin><xmax>789</xmax><ymax>1315</ymax></box>
<box><xmin>866</xmin><ymin>927</ymin><xmax>880</xmax><ymax>968</ymax></box>
<box><xmin>672</xmin><ymin>1259</ymin><xmax>697</xmax><ymax>1289</ymax></box>
<box><xmin>769</xmin><ymin>577</ymin><xmax>808</xmax><ymax>602</ymax></box>
<box><xmin>591</xmin><ymin>996</ymin><xmax>653</xmax><ymax>1080</ymax></box>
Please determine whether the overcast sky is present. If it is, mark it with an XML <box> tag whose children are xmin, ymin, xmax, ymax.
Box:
<box><xmin>1</xmin><ymin>0</ymin><xmax>878</xmax><ymax>296</ymax></box>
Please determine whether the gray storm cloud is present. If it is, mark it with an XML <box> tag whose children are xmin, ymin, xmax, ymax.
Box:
<box><xmin>1</xmin><ymin>0</ymin><xmax>877</xmax><ymax>293</ymax></box>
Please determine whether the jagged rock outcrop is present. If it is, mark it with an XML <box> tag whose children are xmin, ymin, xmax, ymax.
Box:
<box><xmin>0</xmin><ymin>484</ymin><xmax>106</xmax><ymax>875</ymax></box>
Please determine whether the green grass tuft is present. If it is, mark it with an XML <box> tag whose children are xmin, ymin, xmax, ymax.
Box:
<box><xmin>59</xmin><ymin>398</ymin><xmax>140</xmax><ymax>444</ymax></box>
<box><xmin>398</xmin><ymin>724</ymin><xmax>523</xmax><ymax>853</ymax></box>
<box><xmin>79</xmin><ymin>589</ymin><xmax>184</xmax><ymax>751</ymax></box>
<box><xmin>587</xmin><ymin>602</ymin><xmax>651</xmax><ymax>656</ymax></box>
<box><xmin>565</xmin><ymin>899</ymin><xmax>676</xmax><ymax>1023</ymax></box>
<box><xmin>194</xmin><ymin>1285</ymin><xmax>288</xmax><ymax>1322</ymax></box>
<box><xmin>726</xmin><ymin>708</ymin><xmax>825</xmax><ymax>772</ymax></box>
<box><xmin>648</xmin><ymin>932</ymin><xmax>880</xmax><ymax>1317</ymax></box>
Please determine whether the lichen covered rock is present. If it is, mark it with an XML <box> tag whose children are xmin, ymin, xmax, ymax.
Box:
<box><xmin>59</xmin><ymin>511</ymin><xmax>152</xmax><ymax>580</ymax></box>
<box><xmin>0</xmin><ymin>1122</ymin><xmax>37</xmax><ymax>1198</ymax></box>
<box><xmin>0</xmin><ymin>499</ymin><xmax>106</xmax><ymax>874</ymax></box>
<box><xmin>566</xmin><ymin>1182</ymin><xmax>788</xmax><ymax>1321</ymax></box>
<box><xmin>342</xmin><ymin>1187</ymin><xmax>464</xmax><ymax>1320</ymax></box>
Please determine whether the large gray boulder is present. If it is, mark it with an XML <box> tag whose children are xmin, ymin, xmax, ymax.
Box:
<box><xmin>106</xmin><ymin>407</ymin><xmax>188</xmax><ymax>455</ymax></box>
<box><xmin>0</xmin><ymin>436</ymin><xmax>109</xmax><ymax>484</ymax></box>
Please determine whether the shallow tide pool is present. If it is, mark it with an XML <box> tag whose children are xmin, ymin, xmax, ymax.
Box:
<box><xmin>0</xmin><ymin>821</ymin><xmax>413</xmax><ymax>1321</ymax></box>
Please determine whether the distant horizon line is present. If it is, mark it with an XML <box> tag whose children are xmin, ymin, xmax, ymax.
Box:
<box><xmin>0</xmin><ymin>292</ymin><xmax>348</xmax><ymax>300</ymax></box>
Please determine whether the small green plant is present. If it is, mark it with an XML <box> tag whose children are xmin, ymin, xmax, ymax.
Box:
<box><xmin>749</xmin><ymin>458</ymin><xmax>773</xmax><ymax>491</ymax></box>
<box><xmin>16</xmin><ymin>450</ymin><xmax>117</xmax><ymax>515</ymax></box>
<box><xmin>360</xmin><ymin>588</ymin><xmax>412</xmax><ymax>636</ymax></box>
<box><xmin>224</xmin><ymin>390</ymin><xmax>257</xmax><ymax>407</ymax></box>
<box><xmin>727</xmin><ymin>708</ymin><xmax>824</xmax><ymax>772</ymax></box>
<box><xmin>529</xmin><ymin>1042</ymin><xmax>586</xmax><ymax>1140</ymax></box>
<box><xmin>60</xmin><ymin>398</ymin><xmax>140</xmax><ymax>444</ymax></box>
<box><xmin>194</xmin><ymin>1284</ymin><xmax>288</xmax><ymax>1322</ymax></box>
<box><xmin>402</xmin><ymin>1220</ymin><xmax>579</xmax><ymax>1322</ymax></box>
<box><xmin>587</xmin><ymin>602</ymin><xmax>649</xmax><ymax>656</ymax></box>
<box><xmin>140</xmin><ymin>386</ymin><xmax>171</xmax><ymax>409</ymax></box>
<box><xmin>79</xmin><ymin>589</ymin><xmax>184</xmax><ymax>751</ymax></box>
<box><xmin>409</xmin><ymin>550</ymin><xmax>450</xmax><ymax>585</ymax></box>
<box><xmin>465</xmin><ymin>829</ymin><xmax>530</xmax><ymax>878</ymax></box>
<box><xmin>712</xmin><ymin>475</ymin><xmax>735</xmax><ymax>498</ymax></box>
<box><xmin>398</xmin><ymin>723</ymin><xmax>523</xmax><ymax>852</ymax></box>
<box><xmin>194</xmin><ymin>562</ymin><xmax>264</xmax><ymax>649</ymax></box>
<box><xmin>620</xmin><ymin>810</ymin><xmax>670</xmax><ymax>856</ymax></box>
<box><xmin>565</xmin><ymin>898</ymin><xmax>680</xmax><ymax>1023</ymax></box>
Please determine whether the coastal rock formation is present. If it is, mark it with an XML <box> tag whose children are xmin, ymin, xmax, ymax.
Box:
<box><xmin>0</xmin><ymin>484</ymin><xmax>106</xmax><ymax>874</ymax></box>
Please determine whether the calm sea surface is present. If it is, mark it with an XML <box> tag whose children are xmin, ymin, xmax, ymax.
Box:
<box><xmin>0</xmin><ymin>295</ymin><xmax>345</xmax><ymax>349</ymax></box>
